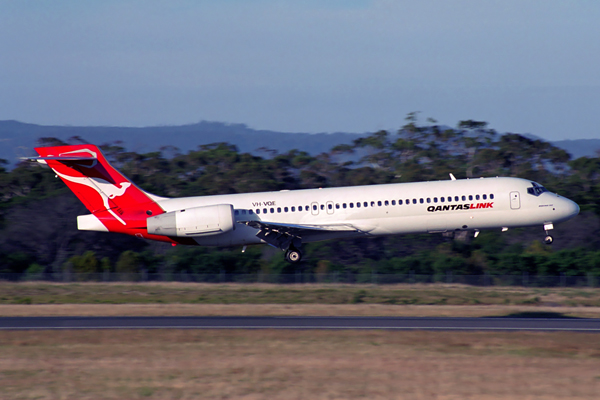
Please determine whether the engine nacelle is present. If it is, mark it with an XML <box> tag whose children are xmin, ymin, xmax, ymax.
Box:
<box><xmin>147</xmin><ymin>204</ymin><xmax>235</xmax><ymax>237</ymax></box>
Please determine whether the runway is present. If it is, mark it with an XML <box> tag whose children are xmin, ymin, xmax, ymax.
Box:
<box><xmin>1</xmin><ymin>316</ymin><xmax>600</xmax><ymax>331</ymax></box>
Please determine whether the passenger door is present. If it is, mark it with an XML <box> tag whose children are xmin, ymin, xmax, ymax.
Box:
<box><xmin>510</xmin><ymin>191</ymin><xmax>521</xmax><ymax>209</ymax></box>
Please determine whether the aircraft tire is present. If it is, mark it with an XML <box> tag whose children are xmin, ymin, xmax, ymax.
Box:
<box><xmin>285</xmin><ymin>249</ymin><xmax>302</xmax><ymax>263</ymax></box>
<box><xmin>544</xmin><ymin>235</ymin><xmax>554</xmax><ymax>245</ymax></box>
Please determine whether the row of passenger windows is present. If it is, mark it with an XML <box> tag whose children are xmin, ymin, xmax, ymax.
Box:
<box><xmin>233</xmin><ymin>193</ymin><xmax>495</xmax><ymax>215</ymax></box>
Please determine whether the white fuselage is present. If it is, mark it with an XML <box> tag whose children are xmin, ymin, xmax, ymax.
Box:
<box><xmin>154</xmin><ymin>177</ymin><xmax>579</xmax><ymax>247</ymax></box>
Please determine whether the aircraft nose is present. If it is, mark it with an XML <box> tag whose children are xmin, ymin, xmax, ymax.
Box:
<box><xmin>569</xmin><ymin>199</ymin><xmax>580</xmax><ymax>217</ymax></box>
<box><xmin>560</xmin><ymin>197</ymin><xmax>580</xmax><ymax>220</ymax></box>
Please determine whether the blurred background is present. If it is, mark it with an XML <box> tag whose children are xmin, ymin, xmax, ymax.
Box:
<box><xmin>1</xmin><ymin>1</ymin><xmax>599</xmax><ymax>281</ymax></box>
<box><xmin>1</xmin><ymin>118</ymin><xmax>599</xmax><ymax>281</ymax></box>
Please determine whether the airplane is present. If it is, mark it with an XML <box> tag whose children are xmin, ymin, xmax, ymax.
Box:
<box><xmin>29</xmin><ymin>144</ymin><xmax>580</xmax><ymax>263</ymax></box>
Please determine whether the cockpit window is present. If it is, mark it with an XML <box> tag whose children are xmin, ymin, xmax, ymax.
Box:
<box><xmin>527</xmin><ymin>182</ymin><xmax>548</xmax><ymax>196</ymax></box>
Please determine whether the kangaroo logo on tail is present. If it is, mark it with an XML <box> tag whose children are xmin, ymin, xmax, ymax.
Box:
<box><xmin>34</xmin><ymin>144</ymin><xmax>165</xmax><ymax>232</ymax></box>
<box><xmin>53</xmin><ymin>170</ymin><xmax>132</xmax><ymax>225</ymax></box>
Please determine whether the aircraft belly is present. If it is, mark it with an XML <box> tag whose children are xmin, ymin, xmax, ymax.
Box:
<box><xmin>192</xmin><ymin>224</ymin><xmax>263</xmax><ymax>246</ymax></box>
<box><xmin>302</xmin><ymin>231</ymin><xmax>365</xmax><ymax>243</ymax></box>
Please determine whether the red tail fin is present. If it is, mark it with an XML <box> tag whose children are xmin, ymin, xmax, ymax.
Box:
<box><xmin>34</xmin><ymin>144</ymin><xmax>171</xmax><ymax>241</ymax></box>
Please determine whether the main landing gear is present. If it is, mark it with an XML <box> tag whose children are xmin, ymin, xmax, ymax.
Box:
<box><xmin>285</xmin><ymin>246</ymin><xmax>303</xmax><ymax>264</ymax></box>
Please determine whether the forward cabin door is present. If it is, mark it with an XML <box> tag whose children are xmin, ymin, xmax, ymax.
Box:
<box><xmin>510</xmin><ymin>191</ymin><xmax>521</xmax><ymax>209</ymax></box>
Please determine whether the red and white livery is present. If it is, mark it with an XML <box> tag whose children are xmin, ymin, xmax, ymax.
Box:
<box><xmin>32</xmin><ymin>144</ymin><xmax>580</xmax><ymax>263</ymax></box>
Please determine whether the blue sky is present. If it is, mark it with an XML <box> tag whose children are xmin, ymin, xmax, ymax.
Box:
<box><xmin>1</xmin><ymin>0</ymin><xmax>599</xmax><ymax>140</ymax></box>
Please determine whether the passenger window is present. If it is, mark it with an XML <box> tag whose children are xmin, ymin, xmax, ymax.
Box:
<box><xmin>328</xmin><ymin>204</ymin><xmax>333</xmax><ymax>210</ymax></box>
<box><xmin>364</xmin><ymin>202</ymin><xmax>368</xmax><ymax>207</ymax></box>
<box><xmin>291</xmin><ymin>206</ymin><xmax>296</xmax><ymax>212</ymax></box>
<box><xmin>284</xmin><ymin>207</ymin><xmax>288</xmax><ymax>212</ymax></box>
<box><xmin>427</xmin><ymin>198</ymin><xmax>431</xmax><ymax>203</ymax></box>
<box><xmin>320</xmin><ymin>204</ymin><xmax>324</xmax><ymax>210</ymax></box>
<box><xmin>371</xmin><ymin>201</ymin><xmax>375</xmax><ymax>207</ymax></box>
<box><xmin>434</xmin><ymin>197</ymin><xmax>438</xmax><ymax>203</ymax></box>
<box><xmin>298</xmin><ymin>206</ymin><xmax>302</xmax><ymax>212</ymax></box>
<box><xmin>277</xmin><ymin>207</ymin><xmax>281</xmax><ymax>213</ymax></box>
<box><xmin>378</xmin><ymin>201</ymin><xmax>383</xmax><ymax>206</ymax></box>
<box><xmin>343</xmin><ymin>203</ymin><xmax>347</xmax><ymax>209</ymax></box>
<box><xmin>399</xmin><ymin>199</ymin><xmax>403</xmax><ymax>205</ymax></box>
<box><xmin>419</xmin><ymin>199</ymin><xmax>424</xmax><ymax>204</ymax></box>
<box><xmin>235</xmin><ymin>210</ymin><xmax>239</xmax><ymax>215</ymax></box>
<box><xmin>256</xmin><ymin>209</ymin><xmax>260</xmax><ymax>214</ymax></box>
<box><xmin>447</xmin><ymin>196</ymin><xmax>452</xmax><ymax>202</ymax></box>
<box><xmin>483</xmin><ymin>194</ymin><xmax>487</xmax><ymax>200</ymax></box>
<box><xmin>350</xmin><ymin>203</ymin><xmax>354</xmax><ymax>208</ymax></box>
<box><xmin>313</xmin><ymin>205</ymin><xmax>317</xmax><ymax>211</ymax></box>
<box><xmin>440</xmin><ymin>197</ymin><xmax>445</xmax><ymax>203</ymax></box>
<box><xmin>335</xmin><ymin>204</ymin><xmax>340</xmax><ymax>209</ymax></box>
<box><xmin>468</xmin><ymin>195</ymin><xmax>473</xmax><ymax>201</ymax></box>
<box><xmin>490</xmin><ymin>194</ymin><xmax>494</xmax><ymax>199</ymax></box>
<box><xmin>384</xmin><ymin>200</ymin><xmax>389</xmax><ymax>206</ymax></box>
<box><xmin>455</xmin><ymin>196</ymin><xmax>459</xmax><ymax>201</ymax></box>
<box><xmin>462</xmin><ymin>195</ymin><xmax>466</xmax><ymax>201</ymax></box>
<box><xmin>263</xmin><ymin>208</ymin><xmax>267</xmax><ymax>214</ymax></box>
<box><xmin>391</xmin><ymin>200</ymin><xmax>396</xmax><ymax>205</ymax></box>
<box><xmin>357</xmin><ymin>202</ymin><xmax>361</xmax><ymax>208</ymax></box>
<box><xmin>412</xmin><ymin>199</ymin><xmax>417</xmax><ymax>204</ymax></box>
<box><xmin>475</xmin><ymin>195</ymin><xmax>480</xmax><ymax>200</ymax></box>
<box><xmin>271</xmin><ymin>208</ymin><xmax>275</xmax><ymax>213</ymax></box>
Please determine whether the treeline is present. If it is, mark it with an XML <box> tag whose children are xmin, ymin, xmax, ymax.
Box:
<box><xmin>1</xmin><ymin>114</ymin><xmax>600</xmax><ymax>277</ymax></box>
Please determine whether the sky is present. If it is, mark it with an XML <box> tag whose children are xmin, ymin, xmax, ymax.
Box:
<box><xmin>1</xmin><ymin>0</ymin><xmax>599</xmax><ymax>140</ymax></box>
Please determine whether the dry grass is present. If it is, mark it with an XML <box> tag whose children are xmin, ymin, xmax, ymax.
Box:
<box><xmin>2</xmin><ymin>282</ymin><xmax>600</xmax><ymax>308</ymax></box>
<box><xmin>2</xmin><ymin>303</ymin><xmax>600</xmax><ymax>318</ymax></box>
<box><xmin>1</xmin><ymin>329</ymin><xmax>599</xmax><ymax>399</ymax></box>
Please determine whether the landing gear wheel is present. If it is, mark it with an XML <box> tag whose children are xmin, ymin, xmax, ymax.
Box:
<box><xmin>544</xmin><ymin>235</ymin><xmax>554</xmax><ymax>245</ymax></box>
<box><xmin>285</xmin><ymin>249</ymin><xmax>302</xmax><ymax>264</ymax></box>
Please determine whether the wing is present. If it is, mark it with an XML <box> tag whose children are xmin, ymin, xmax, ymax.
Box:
<box><xmin>239</xmin><ymin>220</ymin><xmax>361</xmax><ymax>250</ymax></box>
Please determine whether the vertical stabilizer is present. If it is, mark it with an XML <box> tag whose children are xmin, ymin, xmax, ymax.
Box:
<box><xmin>34</xmin><ymin>144</ymin><xmax>170</xmax><ymax>240</ymax></box>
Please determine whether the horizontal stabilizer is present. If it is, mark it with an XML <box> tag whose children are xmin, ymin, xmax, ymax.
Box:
<box><xmin>22</xmin><ymin>155</ymin><xmax>97</xmax><ymax>166</ymax></box>
<box><xmin>23</xmin><ymin>156</ymin><xmax>97</xmax><ymax>161</ymax></box>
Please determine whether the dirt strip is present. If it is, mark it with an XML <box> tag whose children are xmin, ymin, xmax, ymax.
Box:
<box><xmin>2</xmin><ymin>303</ymin><xmax>600</xmax><ymax>318</ymax></box>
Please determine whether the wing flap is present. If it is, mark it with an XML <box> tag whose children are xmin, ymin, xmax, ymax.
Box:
<box><xmin>239</xmin><ymin>220</ymin><xmax>361</xmax><ymax>250</ymax></box>
<box><xmin>241</xmin><ymin>220</ymin><xmax>359</xmax><ymax>235</ymax></box>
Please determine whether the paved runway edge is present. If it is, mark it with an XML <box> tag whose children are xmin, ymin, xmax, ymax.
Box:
<box><xmin>2</xmin><ymin>316</ymin><xmax>600</xmax><ymax>331</ymax></box>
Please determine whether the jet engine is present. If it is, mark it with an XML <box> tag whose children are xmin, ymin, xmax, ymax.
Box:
<box><xmin>147</xmin><ymin>204</ymin><xmax>235</xmax><ymax>237</ymax></box>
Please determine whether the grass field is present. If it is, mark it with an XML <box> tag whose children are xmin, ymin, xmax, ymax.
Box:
<box><xmin>2</xmin><ymin>282</ymin><xmax>600</xmax><ymax>399</ymax></box>
<box><xmin>1</xmin><ymin>281</ymin><xmax>600</xmax><ymax>308</ymax></box>
<box><xmin>1</xmin><ymin>329</ymin><xmax>599</xmax><ymax>399</ymax></box>
<box><xmin>2</xmin><ymin>282</ymin><xmax>600</xmax><ymax>318</ymax></box>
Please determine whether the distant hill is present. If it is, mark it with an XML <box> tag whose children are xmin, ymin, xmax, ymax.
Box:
<box><xmin>552</xmin><ymin>139</ymin><xmax>600</xmax><ymax>159</ymax></box>
<box><xmin>1</xmin><ymin>120</ymin><xmax>598</xmax><ymax>167</ymax></box>
<box><xmin>0</xmin><ymin>120</ymin><xmax>364</xmax><ymax>166</ymax></box>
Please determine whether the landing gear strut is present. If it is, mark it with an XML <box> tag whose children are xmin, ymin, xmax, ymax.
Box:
<box><xmin>543</xmin><ymin>223</ymin><xmax>554</xmax><ymax>245</ymax></box>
